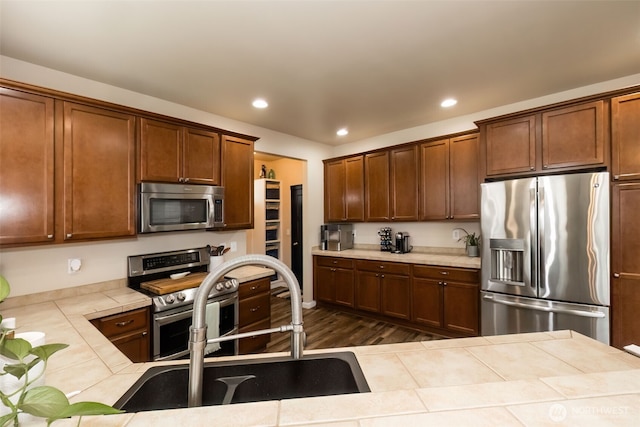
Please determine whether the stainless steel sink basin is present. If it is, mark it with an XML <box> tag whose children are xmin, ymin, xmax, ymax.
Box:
<box><xmin>114</xmin><ymin>352</ymin><xmax>370</xmax><ymax>412</ymax></box>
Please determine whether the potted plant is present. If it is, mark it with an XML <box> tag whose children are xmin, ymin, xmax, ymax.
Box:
<box><xmin>458</xmin><ymin>230</ymin><xmax>481</xmax><ymax>257</ymax></box>
<box><xmin>0</xmin><ymin>274</ymin><xmax>121</xmax><ymax>426</ymax></box>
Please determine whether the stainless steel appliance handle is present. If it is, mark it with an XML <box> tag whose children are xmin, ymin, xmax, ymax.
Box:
<box><xmin>154</xmin><ymin>308</ymin><xmax>194</xmax><ymax>325</ymax></box>
<box><xmin>482</xmin><ymin>294</ymin><xmax>606</xmax><ymax>318</ymax></box>
<box><xmin>538</xmin><ymin>183</ymin><xmax>545</xmax><ymax>290</ymax></box>
<box><xmin>529</xmin><ymin>185</ymin><xmax>537</xmax><ymax>290</ymax></box>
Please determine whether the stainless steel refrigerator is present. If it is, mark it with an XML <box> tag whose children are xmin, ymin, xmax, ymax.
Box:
<box><xmin>480</xmin><ymin>172</ymin><xmax>610</xmax><ymax>344</ymax></box>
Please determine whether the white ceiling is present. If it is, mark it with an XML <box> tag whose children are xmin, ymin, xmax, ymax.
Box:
<box><xmin>1</xmin><ymin>1</ymin><xmax>639</xmax><ymax>145</ymax></box>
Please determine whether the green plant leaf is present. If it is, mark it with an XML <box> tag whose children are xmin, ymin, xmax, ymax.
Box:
<box><xmin>18</xmin><ymin>386</ymin><xmax>69</xmax><ymax>418</ymax></box>
<box><xmin>50</xmin><ymin>401</ymin><xmax>123</xmax><ymax>420</ymax></box>
<box><xmin>0</xmin><ymin>412</ymin><xmax>17</xmax><ymax>427</ymax></box>
<box><xmin>0</xmin><ymin>337</ymin><xmax>31</xmax><ymax>360</ymax></box>
<box><xmin>2</xmin><ymin>361</ymin><xmax>29</xmax><ymax>380</ymax></box>
<box><xmin>30</xmin><ymin>343</ymin><xmax>68</xmax><ymax>362</ymax></box>
<box><xmin>0</xmin><ymin>275</ymin><xmax>10</xmax><ymax>303</ymax></box>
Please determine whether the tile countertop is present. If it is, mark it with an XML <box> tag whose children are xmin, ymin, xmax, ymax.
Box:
<box><xmin>6</xmin><ymin>290</ymin><xmax>640</xmax><ymax>426</ymax></box>
<box><xmin>312</xmin><ymin>246</ymin><xmax>482</xmax><ymax>269</ymax></box>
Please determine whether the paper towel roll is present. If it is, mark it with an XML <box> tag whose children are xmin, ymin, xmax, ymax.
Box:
<box><xmin>0</xmin><ymin>332</ymin><xmax>46</xmax><ymax>415</ymax></box>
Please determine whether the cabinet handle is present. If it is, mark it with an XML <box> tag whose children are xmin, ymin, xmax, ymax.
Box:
<box><xmin>142</xmin><ymin>331</ymin><xmax>148</xmax><ymax>337</ymax></box>
<box><xmin>443</xmin><ymin>282</ymin><xmax>448</xmax><ymax>286</ymax></box>
<box><xmin>440</xmin><ymin>271</ymin><xmax>449</xmax><ymax>275</ymax></box>
<box><xmin>379</xmin><ymin>265</ymin><xmax>384</xmax><ymax>269</ymax></box>
<box><xmin>47</xmin><ymin>234</ymin><xmax>53</xmax><ymax>239</ymax></box>
<box><xmin>250</xmin><ymin>306</ymin><xmax>261</xmax><ymax>312</ymax></box>
<box><xmin>381</xmin><ymin>274</ymin><xmax>385</xmax><ymax>278</ymax></box>
<box><xmin>613</xmin><ymin>273</ymin><xmax>620</xmax><ymax>278</ymax></box>
<box><xmin>613</xmin><ymin>175</ymin><xmax>620</xmax><ymax>180</ymax></box>
<box><xmin>116</xmin><ymin>319</ymin><xmax>134</xmax><ymax>327</ymax></box>
<box><xmin>250</xmin><ymin>285</ymin><xmax>258</xmax><ymax>290</ymax></box>
<box><xmin>438</xmin><ymin>281</ymin><xmax>443</xmax><ymax>286</ymax></box>
<box><xmin>332</xmin><ymin>260</ymin><xmax>338</xmax><ymax>264</ymax></box>
<box><xmin>530</xmin><ymin>166</ymin><xmax>535</xmax><ymax>170</ymax></box>
<box><xmin>66</xmin><ymin>233</ymin><xmax>72</xmax><ymax>238</ymax></box>
<box><xmin>184</xmin><ymin>178</ymin><xmax>190</xmax><ymax>183</ymax></box>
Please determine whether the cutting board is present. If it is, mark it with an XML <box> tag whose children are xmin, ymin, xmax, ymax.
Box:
<box><xmin>140</xmin><ymin>272</ymin><xmax>208</xmax><ymax>295</ymax></box>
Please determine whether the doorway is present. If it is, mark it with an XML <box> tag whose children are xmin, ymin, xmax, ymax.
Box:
<box><xmin>290</xmin><ymin>184</ymin><xmax>303</xmax><ymax>292</ymax></box>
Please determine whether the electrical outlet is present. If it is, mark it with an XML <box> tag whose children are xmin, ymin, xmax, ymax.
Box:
<box><xmin>230</xmin><ymin>241</ymin><xmax>237</xmax><ymax>252</ymax></box>
<box><xmin>452</xmin><ymin>229</ymin><xmax>460</xmax><ymax>241</ymax></box>
<box><xmin>68</xmin><ymin>258</ymin><xmax>82</xmax><ymax>274</ymax></box>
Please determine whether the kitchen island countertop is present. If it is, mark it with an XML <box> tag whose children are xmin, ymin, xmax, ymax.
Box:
<box><xmin>5</xmin><ymin>287</ymin><xmax>640</xmax><ymax>426</ymax></box>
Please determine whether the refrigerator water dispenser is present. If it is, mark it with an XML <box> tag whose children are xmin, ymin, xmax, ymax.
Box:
<box><xmin>490</xmin><ymin>239</ymin><xmax>524</xmax><ymax>284</ymax></box>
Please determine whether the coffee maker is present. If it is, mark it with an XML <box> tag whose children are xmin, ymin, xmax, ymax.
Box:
<box><xmin>394</xmin><ymin>232</ymin><xmax>412</xmax><ymax>254</ymax></box>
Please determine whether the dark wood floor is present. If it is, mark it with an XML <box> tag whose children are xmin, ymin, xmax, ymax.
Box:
<box><xmin>264</xmin><ymin>290</ymin><xmax>442</xmax><ymax>353</ymax></box>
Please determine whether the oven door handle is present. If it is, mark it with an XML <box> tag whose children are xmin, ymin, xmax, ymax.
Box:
<box><xmin>155</xmin><ymin>309</ymin><xmax>194</xmax><ymax>326</ymax></box>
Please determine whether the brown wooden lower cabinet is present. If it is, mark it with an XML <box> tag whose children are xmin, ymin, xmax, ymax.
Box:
<box><xmin>413</xmin><ymin>265</ymin><xmax>479</xmax><ymax>336</ymax></box>
<box><xmin>314</xmin><ymin>256</ymin><xmax>355</xmax><ymax>307</ymax></box>
<box><xmin>314</xmin><ymin>256</ymin><xmax>479</xmax><ymax>337</ymax></box>
<box><xmin>91</xmin><ymin>307</ymin><xmax>150</xmax><ymax>363</ymax></box>
<box><xmin>238</xmin><ymin>277</ymin><xmax>271</xmax><ymax>354</ymax></box>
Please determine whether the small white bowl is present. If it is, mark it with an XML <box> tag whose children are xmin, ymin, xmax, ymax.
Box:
<box><xmin>170</xmin><ymin>272</ymin><xmax>190</xmax><ymax>280</ymax></box>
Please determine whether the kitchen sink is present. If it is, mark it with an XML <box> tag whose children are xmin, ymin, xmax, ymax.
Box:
<box><xmin>114</xmin><ymin>351</ymin><xmax>370</xmax><ymax>412</ymax></box>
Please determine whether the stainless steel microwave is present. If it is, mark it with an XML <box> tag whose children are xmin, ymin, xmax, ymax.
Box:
<box><xmin>138</xmin><ymin>183</ymin><xmax>224</xmax><ymax>233</ymax></box>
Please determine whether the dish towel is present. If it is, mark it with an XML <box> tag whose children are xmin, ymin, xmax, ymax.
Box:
<box><xmin>204</xmin><ymin>301</ymin><xmax>221</xmax><ymax>356</ymax></box>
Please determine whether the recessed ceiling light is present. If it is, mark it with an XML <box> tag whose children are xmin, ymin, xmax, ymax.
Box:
<box><xmin>252</xmin><ymin>99</ymin><xmax>268</xmax><ymax>109</ymax></box>
<box><xmin>441</xmin><ymin>98</ymin><xmax>457</xmax><ymax>108</ymax></box>
<box><xmin>336</xmin><ymin>128</ymin><xmax>349</xmax><ymax>136</ymax></box>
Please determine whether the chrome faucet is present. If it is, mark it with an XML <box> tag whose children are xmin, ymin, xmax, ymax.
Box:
<box><xmin>188</xmin><ymin>255</ymin><xmax>305</xmax><ymax>407</ymax></box>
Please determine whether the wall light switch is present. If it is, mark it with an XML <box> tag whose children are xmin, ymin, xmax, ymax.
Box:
<box><xmin>452</xmin><ymin>229</ymin><xmax>460</xmax><ymax>241</ymax></box>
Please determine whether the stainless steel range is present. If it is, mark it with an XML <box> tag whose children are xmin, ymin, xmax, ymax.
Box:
<box><xmin>127</xmin><ymin>247</ymin><xmax>239</xmax><ymax>361</ymax></box>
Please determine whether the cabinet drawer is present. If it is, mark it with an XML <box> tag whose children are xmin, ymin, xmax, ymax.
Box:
<box><xmin>356</xmin><ymin>260</ymin><xmax>410</xmax><ymax>275</ymax></box>
<box><xmin>239</xmin><ymin>293</ymin><xmax>271</xmax><ymax>326</ymax></box>
<box><xmin>413</xmin><ymin>265</ymin><xmax>479</xmax><ymax>283</ymax></box>
<box><xmin>91</xmin><ymin>307</ymin><xmax>149</xmax><ymax>338</ymax></box>
<box><xmin>316</xmin><ymin>256</ymin><xmax>354</xmax><ymax>269</ymax></box>
<box><xmin>239</xmin><ymin>318</ymin><xmax>271</xmax><ymax>354</ymax></box>
<box><xmin>238</xmin><ymin>277</ymin><xmax>270</xmax><ymax>299</ymax></box>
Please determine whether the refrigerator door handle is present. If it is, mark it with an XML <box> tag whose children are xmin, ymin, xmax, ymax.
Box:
<box><xmin>529</xmin><ymin>186</ymin><xmax>537</xmax><ymax>290</ymax></box>
<box><xmin>537</xmin><ymin>184</ymin><xmax>545</xmax><ymax>290</ymax></box>
<box><xmin>482</xmin><ymin>294</ymin><xmax>606</xmax><ymax>318</ymax></box>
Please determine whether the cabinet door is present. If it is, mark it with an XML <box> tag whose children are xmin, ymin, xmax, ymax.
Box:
<box><xmin>0</xmin><ymin>88</ymin><xmax>55</xmax><ymax>245</ymax></box>
<box><xmin>449</xmin><ymin>133</ymin><xmax>480</xmax><ymax>219</ymax></box>
<box><xmin>612</xmin><ymin>92</ymin><xmax>640</xmax><ymax>181</ymax></box>
<box><xmin>419</xmin><ymin>139</ymin><xmax>449</xmax><ymax>220</ymax></box>
<box><xmin>344</xmin><ymin>156</ymin><xmax>364</xmax><ymax>221</ymax></box>
<box><xmin>381</xmin><ymin>274</ymin><xmax>411</xmax><ymax>320</ymax></box>
<box><xmin>111</xmin><ymin>329</ymin><xmax>150</xmax><ymax>363</ymax></box>
<box><xmin>183</xmin><ymin>127</ymin><xmax>221</xmax><ymax>185</ymax></box>
<box><xmin>542</xmin><ymin>100</ymin><xmax>605</xmax><ymax>170</ymax></box>
<box><xmin>62</xmin><ymin>102</ymin><xmax>136</xmax><ymax>240</ymax></box>
<box><xmin>220</xmin><ymin>135</ymin><xmax>254</xmax><ymax>229</ymax></box>
<box><xmin>611</xmin><ymin>183</ymin><xmax>640</xmax><ymax>349</ymax></box>
<box><xmin>356</xmin><ymin>271</ymin><xmax>381</xmax><ymax>313</ymax></box>
<box><xmin>442</xmin><ymin>281</ymin><xmax>479</xmax><ymax>335</ymax></box>
<box><xmin>315</xmin><ymin>265</ymin><xmax>336</xmax><ymax>303</ymax></box>
<box><xmin>324</xmin><ymin>159</ymin><xmax>346</xmax><ymax>222</ymax></box>
<box><xmin>485</xmin><ymin>115</ymin><xmax>537</xmax><ymax>176</ymax></box>
<box><xmin>390</xmin><ymin>145</ymin><xmax>419</xmax><ymax>221</ymax></box>
<box><xmin>334</xmin><ymin>268</ymin><xmax>355</xmax><ymax>307</ymax></box>
<box><xmin>139</xmin><ymin>118</ymin><xmax>182</xmax><ymax>183</ymax></box>
<box><xmin>412</xmin><ymin>277</ymin><xmax>443</xmax><ymax>328</ymax></box>
<box><xmin>364</xmin><ymin>151</ymin><xmax>390</xmax><ymax>221</ymax></box>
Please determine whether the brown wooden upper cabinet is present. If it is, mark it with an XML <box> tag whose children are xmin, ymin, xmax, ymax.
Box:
<box><xmin>324</xmin><ymin>155</ymin><xmax>364</xmax><ymax>222</ymax></box>
<box><xmin>420</xmin><ymin>133</ymin><xmax>479</xmax><ymax>220</ymax></box>
<box><xmin>365</xmin><ymin>146</ymin><xmax>419</xmax><ymax>222</ymax></box>
<box><xmin>139</xmin><ymin>117</ymin><xmax>221</xmax><ymax>185</ymax></box>
<box><xmin>611</xmin><ymin>92</ymin><xmax>640</xmax><ymax>181</ymax></box>
<box><xmin>0</xmin><ymin>88</ymin><xmax>55</xmax><ymax>245</ymax></box>
<box><xmin>482</xmin><ymin>100</ymin><xmax>607</xmax><ymax>177</ymax></box>
<box><xmin>61</xmin><ymin>102</ymin><xmax>137</xmax><ymax>241</ymax></box>
<box><xmin>218</xmin><ymin>135</ymin><xmax>254</xmax><ymax>229</ymax></box>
